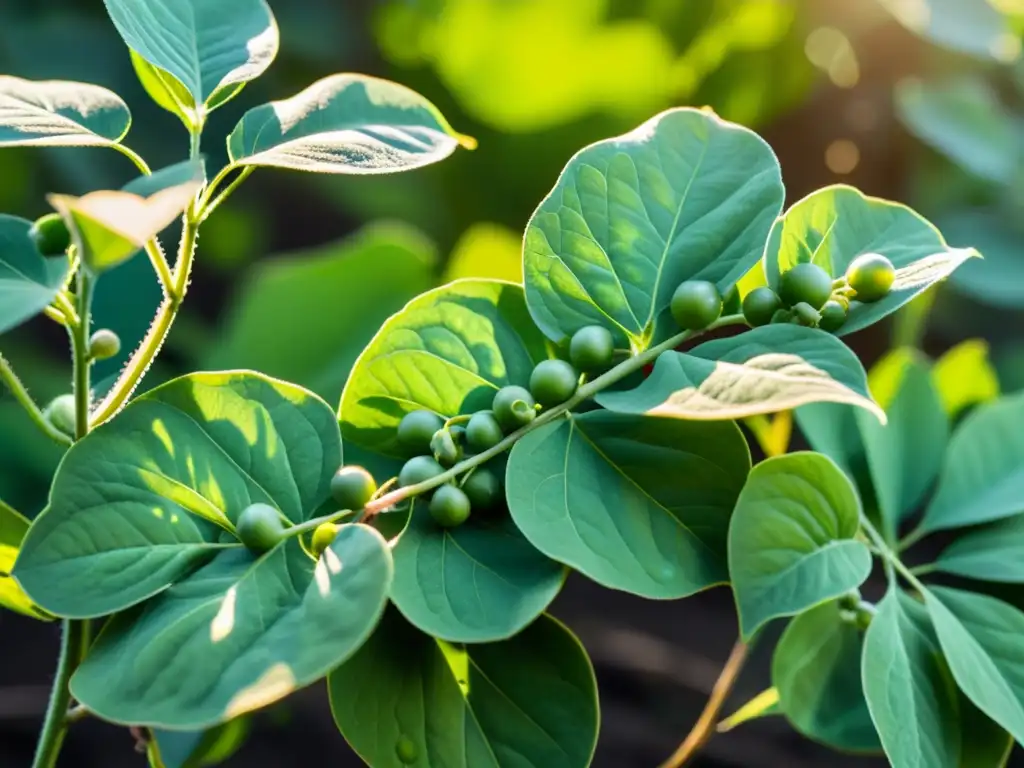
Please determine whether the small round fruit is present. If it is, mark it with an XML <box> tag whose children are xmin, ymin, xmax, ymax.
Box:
<box><xmin>236</xmin><ymin>503</ymin><xmax>286</xmax><ymax>553</ymax></box>
<box><xmin>742</xmin><ymin>287</ymin><xmax>782</xmax><ymax>327</ymax></box>
<box><xmin>466</xmin><ymin>411</ymin><xmax>504</xmax><ymax>452</ymax></box>
<box><xmin>462</xmin><ymin>467</ymin><xmax>502</xmax><ymax>510</ymax></box>
<box><xmin>529</xmin><ymin>359</ymin><xmax>578</xmax><ymax>407</ymax></box>
<box><xmin>399</xmin><ymin>455</ymin><xmax>445</xmax><ymax>488</ymax></box>
<box><xmin>311</xmin><ymin>522</ymin><xmax>339</xmax><ymax>557</ymax></box>
<box><xmin>43</xmin><ymin>394</ymin><xmax>76</xmax><ymax>437</ymax></box>
<box><xmin>429</xmin><ymin>484</ymin><xmax>472</xmax><ymax>528</ymax></box>
<box><xmin>778</xmin><ymin>263</ymin><xmax>833</xmax><ymax>310</ymax></box>
<box><xmin>792</xmin><ymin>301</ymin><xmax>821</xmax><ymax>327</ymax></box>
<box><xmin>29</xmin><ymin>213</ymin><xmax>71</xmax><ymax>256</ymax></box>
<box><xmin>845</xmin><ymin>253</ymin><xmax>895</xmax><ymax>303</ymax></box>
<box><xmin>819</xmin><ymin>300</ymin><xmax>847</xmax><ymax>333</ymax></box>
<box><xmin>88</xmin><ymin>329</ymin><xmax>121</xmax><ymax>361</ymax></box>
<box><xmin>492</xmin><ymin>386</ymin><xmax>536</xmax><ymax>432</ymax></box>
<box><xmin>670</xmin><ymin>280</ymin><xmax>723</xmax><ymax>330</ymax></box>
<box><xmin>569</xmin><ymin>326</ymin><xmax>615</xmax><ymax>372</ymax></box>
<box><xmin>396</xmin><ymin>410</ymin><xmax>444</xmax><ymax>455</ymax></box>
<box><xmin>331</xmin><ymin>465</ymin><xmax>377</xmax><ymax>509</ymax></box>
<box><xmin>430</xmin><ymin>428</ymin><xmax>461</xmax><ymax>466</ymax></box>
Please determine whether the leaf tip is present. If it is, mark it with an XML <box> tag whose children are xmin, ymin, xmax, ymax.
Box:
<box><xmin>455</xmin><ymin>132</ymin><xmax>478</xmax><ymax>151</ymax></box>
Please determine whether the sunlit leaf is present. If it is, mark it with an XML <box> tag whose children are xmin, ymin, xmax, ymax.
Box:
<box><xmin>932</xmin><ymin>339</ymin><xmax>999</xmax><ymax>418</ymax></box>
<box><xmin>0</xmin><ymin>76</ymin><xmax>130</xmax><ymax>147</ymax></box>
<box><xmin>444</xmin><ymin>222</ymin><xmax>523</xmax><ymax>283</ymax></box>
<box><xmin>0</xmin><ymin>499</ymin><xmax>50</xmax><ymax>620</ymax></box>
<box><xmin>877</xmin><ymin>0</ymin><xmax>1020</xmax><ymax>62</ymax></box>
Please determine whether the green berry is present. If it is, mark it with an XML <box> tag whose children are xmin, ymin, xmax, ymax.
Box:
<box><xmin>311</xmin><ymin>522</ymin><xmax>339</xmax><ymax>557</ymax></box>
<box><xmin>396</xmin><ymin>410</ymin><xmax>444</xmax><ymax>455</ymax></box>
<box><xmin>742</xmin><ymin>287</ymin><xmax>782</xmax><ymax>327</ymax></box>
<box><xmin>429</xmin><ymin>484</ymin><xmax>472</xmax><ymax>528</ymax></box>
<box><xmin>492</xmin><ymin>386</ymin><xmax>536</xmax><ymax>432</ymax></box>
<box><xmin>670</xmin><ymin>280</ymin><xmax>723</xmax><ymax>330</ymax></box>
<box><xmin>529</xmin><ymin>359</ymin><xmax>578</xmax><ymax>407</ymax></box>
<box><xmin>792</xmin><ymin>302</ymin><xmax>822</xmax><ymax>327</ymax></box>
<box><xmin>330</xmin><ymin>465</ymin><xmax>377</xmax><ymax>510</ymax></box>
<box><xmin>466</xmin><ymin>411</ymin><xmax>504</xmax><ymax>451</ymax></box>
<box><xmin>819</xmin><ymin>300</ymin><xmax>847</xmax><ymax>333</ymax></box>
<box><xmin>399</xmin><ymin>455</ymin><xmax>445</xmax><ymax>488</ymax></box>
<box><xmin>846</xmin><ymin>253</ymin><xmax>895</xmax><ymax>303</ymax></box>
<box><xmin>88</xmin><ymin>329</ymin><xmax>121</xmax><ymax>361</ymax></box>
<box><xmin>29</xmin><ymin>213</ymin><xmax>71</xmax><ymax>256</ymax></box>
<box><xmin>236</xmin><ymin>503</ymin><xmax>286</xmax><ymax>553</ymax></box>
<box><xmin>569</xmin><ymin>326</ymin><xmax>614</xmax><ymax>373</ymax></box>
<box><xmin>43</xmin><ymin>394</ymin><xmax>76</xmax><ymax>437</ymax></box>
<box><xmin>462</xmin><ymin>467</ymin><xmax>502</xmax><ymax>510</ymax></box>
<box><xmin>778</xmin><ymin>263</ymin><xmax>833</xmax><ymax>310</ymax></box>
<box><xmin>430</xmin><ymin>428</ymin><xmax>461</xmax><ymax>466</ymax></box>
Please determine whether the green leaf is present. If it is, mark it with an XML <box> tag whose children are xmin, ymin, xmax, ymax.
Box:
<box><xmin>155</xmin><ymin>718</ymin><xmax>251</xmax><ymax>768</ymax></box>
<box><xmin>227</xmin><ymin>74</ymin><xmax>473</xmax><ymax>174</ymax></box>
<box><xmin>729</xmin><ymin>452</ymin><xmax>872</xmax><ymax>639</ymax></box>
<box><xmin>919</xmin><ymin>392</ymin><xmax>1024</xmax><ymax>535</ymax></box>
<box><xmin>330</xmin><ymin>607</ymin><xmax>599</xmax><ymax>768</ymax></box>
<box><xmin>764</xmin><ymin>184</ymin><xmax>979</xmax><ymax>336</ymax></box>
<box><xmin>857</xmin><ymin>355</ymin><xmax>947</xmax><ymax>541</ymax></box>
<box><xmin>390</xmin><ymin>500</ymin><xmax>564</xmax><ymax>643</ymax></box>
<box><xmin>340</xmin><ymin>279</ymin><xmax>550</xmax><ymax>457</ymax></box>
<box><xmin>130</xmin><ymin>51</ymin><xmax>201</xmax><ymax>130</ymax></box>
<box><xmin>876</xmin><ymin>0</ymin><xmax>1019</xmax><ymax>61</ymax></box>
<box><xmin>0</xmin><ymin>499</ymin><xmax>50</xmax><ymax>620</ymax></box>
<box><xmin>103</xmin><ymin>0</ymin><xmax>279</xmax><ymax>121</ymax></box>
<box><xmin>717</xmin><ymin>688</ymin><xmax>781</xmax><ymax>733</ymax></box>
<box><xmin>862</xmin><ymin>588</ymin><xmax>962</xmax><ymax>768</ymax></box>
<box><xmin>933</xmin><ymin>339</ymin><xmax>1000</xmax><ymax>418</ymax></box>
<box><xmin>523</xmin><ymin>106</ymin><xmax>784</xmax><ymax>348</ymax></box>
<box><xmin>940</xmin><ymin>209</ymin><xmax>1024</xmax><ymax>310</ymax></box>
<box><xmin>772</xmin><ymin>601</ymin><xmax>880</xmax><ymax>752</ymax></box>
<box><xmin>0</xmin><ymin>76</ymin><xmax>130</xmax><ymax>147</ymax></box>
<box><xmin>925</xmin><ymin>586</ymin><xmax>1024</xmax><ymax>745</ymax></box>
<box><xmin>935</xmin><ymin>514</ymin><xmax>1024</xmax><ymax>583</ymax></box>
<box><xmin>0</xmin><ymin>215</ymin><xmax>69</xmax><ymax>336</ymax></box>
<box><xmin>205</xmin><ymin>224</ymin><xmax>437</xmax><ymax>402</ymax></box>
<box><xmin>506</xmin><ymin>411</ymin><xmax>750</xmax><ymax>599</ymax></box>
<box><xmin>596</xmin><ymin>325</ymin><xmax>884</xmax><ymax>422</ymax></box>
<box><xmin>71</xmin><ymin>524</ymin><xmax>391</xmax><ymax>728</ymax></box>
<box><xmin>895</xmin><ymin>77</ymin><xmax>1017</xmax><ymax>184</ymax></box>
<box><xmin>444</xmin><ymin>222</ymin><xmax>523</xmax><ymax>284</ymax></box>
<box><xmin>123</xmin><ymin>158</ymin><xmax>207</xmax><ymax>198</ymax></box>
<box><xmin>794</xmin><ymin>402</ymin><xmax>864</xmax><ymax>477</ymax></box>
<box><xmin>14</xmin><ymin>372</ymin><xmax>341</xmax><ymax>618</ymax></box>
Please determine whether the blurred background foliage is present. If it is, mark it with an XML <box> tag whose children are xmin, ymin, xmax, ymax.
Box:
<box><xmin>2</xmin><ymin>2</ymin><xmax>1024</xmax><ymax>762</ymax></box>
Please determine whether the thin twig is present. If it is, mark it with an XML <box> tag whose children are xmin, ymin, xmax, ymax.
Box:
<box><xmin>0</xmin><ymin>354</ymin><xmax>72</xmax><ymax>447</ymax></box>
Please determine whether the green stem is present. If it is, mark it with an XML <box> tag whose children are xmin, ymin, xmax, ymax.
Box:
<box><xmin>910</xmin><ymin>564</ymin><xmax>937</xmax><ymax>577</ymax></box>
<box><xmin>90</xmin><ymin>216</ymin><xmax>200</xmax><ymax>427</ymax></box>
<box><xmin>860</xmin><ymin>513</ymin><xmax>926</xmax><ymax>593</ymax></box>
<box><xmin>281</xmin><ymin>508</ymin><xmax>360</xmax><ymax>541</ymax></box>
<box><xmin>31</xmin><ymin>619</ymin><xmax>88</xmax><ymax>768</ymax></box>
<box><xmin>360</xmin><ymin>314</ymin><xmax>746</xmax><ymax>515</ymax></box>
<box><xmin>898</xmin><ymin>524</ymin><xmax>926</xmax><ymax>553</ymax></box>
<box><xmin>199</xmin><ymin>166</ymin><xmax>253</xmax><ymax>221</ymax></box>
<box><xmin>145</xmin><ymin>240</ymin><xmax>174</xmax><ymax>295</ymax></box>
<box><xmin>0</xmin><ymin>354</ymin><xmax>72</xmax><ymax>447</ymax></box>
<box><xmin>111</xmin><ymin>143</ymin><xmax>151</xmax><ymax>175</ymax></box>
<box><xmin>71</xmin><ymin>272</ymin><xmax>94</xmax><ymax>440</ymax></box>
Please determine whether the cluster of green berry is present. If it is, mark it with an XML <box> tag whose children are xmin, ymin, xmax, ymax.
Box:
<box><xmin>742</xmin><ymin>253</ymin><xmax>896</xmax><ymax>333</ymax></box>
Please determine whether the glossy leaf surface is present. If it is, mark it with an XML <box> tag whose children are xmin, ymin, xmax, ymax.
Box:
<box><xmin>0</xmin><ymin>76</ymin><xmax>130</xmax><ymax>147</ymax></box>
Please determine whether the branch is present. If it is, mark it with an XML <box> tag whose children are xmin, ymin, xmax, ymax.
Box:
<box><xmin>0</xmin><ymin>354</ymin><xmax>72</xmax><ymax>447</ymax></box>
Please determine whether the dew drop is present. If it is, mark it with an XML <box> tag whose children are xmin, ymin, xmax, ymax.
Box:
<box><xmin>396</xmin><ymin>735</ymin><xmax>417</xmax><ymax>764</ymax></box>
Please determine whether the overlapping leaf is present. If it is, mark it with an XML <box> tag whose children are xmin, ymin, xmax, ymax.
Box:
<box><xmin>330</xmin><ymin>608</ymin><xmax>599</xmax><ymax>768</ymax></box>
<box><xmin>764</xmin><ymin>185</ymin><xmax>978</xmax><ymax>335</ymax></box>
<box><xmin>0</xmin><ymin>216</ymin><xmax>69</xmax><ymax>336</ymax></box>
<box><xmin>936</xmin><ymin>515</ymin><xmax>1024</xmax><ymax>583</ymax></box>
<box><xmin>507</xmin><ymin>411</ymin><xmax>750</xmax><ymax>599</ymax></box>
<box><xmin>227</xmin><ymin>74</ymin><xmax>474</xmax><ymax>174</ymax></box>
<box><xmin>597</xmin><ymin>324</ymin><xmax>883</xmax><ymax>422</ymax></box>
<box><xmin>0</xmin><ymin>499</ymin><xmax>49</xmax><ymax>619</ymax></box>
<box><xmin>523</xmin><ymin>106</ymin><xmax>784</xmax><ymax>348</ymax></box>
<box><xmin>14</xmin><ymin>372</ymin><xmax>341</xmax><ymax>618</ymax></box>
<box><xmin>0</xmin><ymin>76</ymin><xmax>130</xmax><ymax>147</ymax></box>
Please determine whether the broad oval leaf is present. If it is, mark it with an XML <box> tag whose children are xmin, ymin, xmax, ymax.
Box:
<box><xmin>227</xmin><ymin>74</ymin><xmax>473</xmax><ymax>174</ymax></box>
<box><xmin>772</xmin><ymin>601</ymin><xmax>880</xmax><ymax>752</ymax></box>
<box><xmin>877</xmin><ymin>0</ymin><xmax>1019</xmax><ymax>61</ymax></box>
<box><xmin>155</xmin><ymin>717</ymin><xmax>250</xmax><ymax>768</ymax></box>
<box><xmin>936</xmin><ymin>514</ymin><xmax>1024</xmax><ymax>583</ymax></box>
<box><xmin>507</xmin><ymin>411</ymin><xmax>751</xmax><ymax>599</ymax></box>
<box><xmin>330</xmin><ymin>607</ymin><xmax>599</xmax><ymax>768</ymax></box>
<box><xmin>340</xmin><ymin>279</ymin><xmax>550</xmax><ymax>457</ymax></box>
<box><xmin>48</xmin><ymin>162</ymin><xmax>203</xmax><ymax>274</ymax></box>
<box><xmin>729</xmin><ymin>452</ymin><xmax>872</xmax><ymax>639</ymax></box>
<box><xmin>856</xmin><ymin>355</ymin><xmax>947</xmax><ymax>542</ymax></box>
<box><xmin>523</xmin><ymin>106</ymin><xmax>785</xmax><ymax>348</ymax></box>
<box><xmin>925</xmin><ymin>587</ymin><xmax>1024</xmax><ymax>746</ymax></box>
<box><xmin>390</xmin><ymin>501</ymin><xmax>565</xmax><ymax>643</ymax></box>
<box><xmin>71</xmin><ymin>525</ymin><xmax>391</xmax><ymax>728</ymax></box>
<box><xmin>130</xmin><ymin>51</ymin><xmax>197</xmax><ymax>128</ymax></box>
<box><xmin>0</xmin><ymin>215</ymin><xmax>69</xmax><ymax>336</ymax></box>
<box><xmin>14</xmin><ymin>371</ymin><xmax>341</xmax><ymax>618</ymax></box>
<box><xmin>0</xmin><ymin>76</ymin><xmax>130</xmax><ymax>147</ymax></box>
<box><xmin>0</xmin><ymin>499</ymin><xmax>50</xmax><ymax>620</ymax></box>
<box><xmin>764</xmin><ymin>185</ymin><xmax>979</xmax><ymax>336</ymax></box>
<box><xmin>596</xmin><ymin>324</ymin><xmax>883</xmax><ymax>422</ymax></box>
<box><xmin>103</xmin><ymin>0</ymin><xmax>279</xmax><ymax>118</ymax></box>
<box><xmin>919</xmin><ymin>392</ymin><xmax>1024</xmax><ymax>535</ymax></box>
